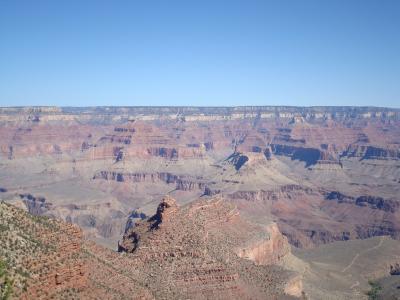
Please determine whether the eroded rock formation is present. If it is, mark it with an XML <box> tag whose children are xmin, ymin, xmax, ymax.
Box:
<box><xmin>118</xmin><ymin>196</ymin><xmax>298</xmax><ymax>299</ymax></box>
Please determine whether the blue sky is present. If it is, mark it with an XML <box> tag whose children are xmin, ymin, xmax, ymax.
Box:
<box><xmin>0</xmin><ymin>0</ymin><xmax>399</xmax><ymax>107</ymax></box>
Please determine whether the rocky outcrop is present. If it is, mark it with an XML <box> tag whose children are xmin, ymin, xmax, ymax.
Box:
<box><xmin>226</xmin><ymin>152</ymin><xmax>249</xmax><ymax>170</ymax></box>
<box><xmin>390</xmin><ymin>263</ymin><xmax>400</xmax><ymax>275</ymax></box>
<box><xmin>149</xmin><ymin>195</ymin><xmax>178</xmax><ymax>227</ymax></box>
<box><xmin>124</xmin><ymin>209</ymin><xmax>147</xmax><ymax>231</ymax></box>
<box><xmin>118</xmin><ymin>196</ymin><xmax>178</xmax><ymax>252</ymax></box>
<box><xmin>118</xmin><ymin>196</ymin><xmax>297</xmax><ymax>299</ymax></box>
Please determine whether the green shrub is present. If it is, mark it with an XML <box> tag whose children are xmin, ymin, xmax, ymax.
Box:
<box><xmin>366</xmin><ymin>280</ymin><xmax>382</xmax><ymax>300</ymax></box>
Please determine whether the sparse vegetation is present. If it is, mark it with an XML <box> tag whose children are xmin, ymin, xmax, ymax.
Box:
<box><xmin>366</xmin><ymin>280</ymin><xmax>382</xmax><ymax>300</ymax></box>
<box><xmin>0</xmin><ymin>201</ymin><xmax>85</xmax><ymax>298</ymax></box>
<box><xmin>0</xmin><ymin>260</ymin><xmax>13</xmax><ymax>300</ymax></box>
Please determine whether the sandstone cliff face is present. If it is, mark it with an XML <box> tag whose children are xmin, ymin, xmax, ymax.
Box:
<box><xmin>342</xmin><ymin>144</ymin><xmax>400</xmax><ymax>160</ymax></box>
<box><xmin>93</xmin><ymin>171</ymin><xmax>208</xmax><ymax>191</ymax></box>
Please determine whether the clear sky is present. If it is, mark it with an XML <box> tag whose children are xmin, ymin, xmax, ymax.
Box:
<box><xmin>0</xmin><ymin>0</ymin><xmax>399</xmax><ymax>107</ymax></box>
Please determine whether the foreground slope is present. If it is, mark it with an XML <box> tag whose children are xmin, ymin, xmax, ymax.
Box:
<box><xmin>0</xmin><ymin>198</ymin><xmax>300</xmax><ymax>299</ymax></box>
<box><xmin>0</xmin><ymin>201</ymin><xmax>152</xmax><ymax>299</ymax></box>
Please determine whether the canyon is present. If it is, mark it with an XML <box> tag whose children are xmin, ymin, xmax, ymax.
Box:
<box><xmin>1</xmin><ymin>106</ymin><xmax>400</xmax><ymax>299</ymax></box>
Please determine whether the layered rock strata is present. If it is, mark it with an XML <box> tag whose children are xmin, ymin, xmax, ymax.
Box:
<box><xmin>0</xmin><ymin>106</ymin><xmax>399</xmax><ymax>249</ymax></box>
